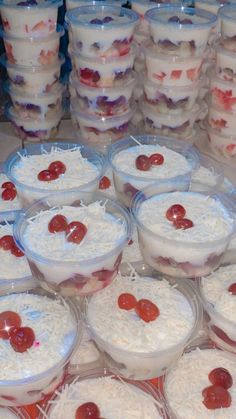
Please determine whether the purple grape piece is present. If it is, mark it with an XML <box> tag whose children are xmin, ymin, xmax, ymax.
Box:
<box><xmin>146</xmin><ymin>117</ymin><xmax>154</xmax><ymax>127</ymax></box>
<box><xmin>181</xmin><ymin>18</ymin><xmax>193</xmax><ymax>24</ymax></box>
<box><xmin>92</xmin><ymin>42</ymin><xmax>100</xmax><ymax>50</ymax></box>
<box><xmin>12</xmin><ymin>75</ymin><xmax>25</xmax><ymax>86</ymax></box>
<box><xmin>16</xmin><ymin>102</ymin><xmax>41</xmax><ymax>113</ymax></box>
<box><xmin>189</xmin><ymin>40</ymin><xmax>196</xmax><ymax>50</ymax></box>
<box><xmin>103</xmin><ymin>16</ymin><xmax>114</xmax><ymax>23</ymax></box>
<box><xmin>19</xmin><ymin>125</ymin><xmax>47</xmax><ymax>138</ymax></box>
<box><xmin>168</xmin><ymin>16</ymin><xmax>180</xmax><ymax>23</ymax></box>
<box><xmin>114</xmin><ymin>68</ymin><xmax>132</xmax><ymax>80</ymax></box>
<box><xmin>17</xmin><ymin>0</ymin><xmax>37</xmax><ymax>5</ymax></box>
<box><xmin>113</xmin><ymin>37</ymin><xmax>129</xmax><ymax>46</ymax></box>
<box><xmin>112</xmin><ymin>122</ymin><xmax>129</xmax><ymax>133</ymax></box>
<box><xmin>90</xmin><ymin>18</ymin><xmax>103</xmax><ymax>24</ymax></box>
<box><xmin>158</xmin><ymin>39</ymin><xmax>178</xmax><ymax>48</ymax></box>
<box><xmin>97</xmin><ymin>95</ymin><xmax>126</xmax><ymax>109</ymax></box>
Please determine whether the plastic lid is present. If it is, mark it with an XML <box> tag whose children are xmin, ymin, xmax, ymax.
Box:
<box><xmin>0</xmin><ymin>0</ymin><xmax>62</xmax><ymax>9</ymax></box>
<box><xmin>219</xmin><ymin>3</ymin><xmax>236</xmax><ymax>20</ymax></box>
<box><xmin>145</xmin><ymin>6</ymin><xmax>217</xmax><ymax>28</ymax></box>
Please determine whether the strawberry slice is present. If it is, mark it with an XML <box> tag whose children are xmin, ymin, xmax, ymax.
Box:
<box><xmin>186</xmin><ymin>67</ymin><xmax>198</xmax><ymax>81</ymax></box>
<box><xmin>5</xmin><ymin>42</ymin><xmax>16</xmax><ymax>64</ymax></box>
<box><xmin>171</xmin><ymin>70</ymin><xmax>182</xmax><ymax>79</ymax></box>
<box><xmin>212</xmin><ymin>87</ymin><xmax>236</xmax><ymax>111</ymax></box>
<box><xmin>226</xmin><ymin>143</ymin><xmax>236</xmax><ymax>154</ymax></box>
<box><xmin>210</xmin><ymin>118</ymin><xmax>227</xmax><ymax>129</ymax></box>
<box><xmin>38</xmin><ymin>50</ymin><xmax>56</xmax><ymax>65</ymax></box>
<box><xmin>153</xmin><ymin>71</ymin><xmax>166</xmax><ymax>81</ymax></box>
<box><xmin>32</xmin><ymin>21</ymin><xmax>47</xmax><ymax>32</ymax></box>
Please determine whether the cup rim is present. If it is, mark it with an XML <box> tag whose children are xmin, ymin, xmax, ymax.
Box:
<box><xmin>0</xmin><ymin>0</ymin><xmax>62</xmax><ymax>9</ymax></box>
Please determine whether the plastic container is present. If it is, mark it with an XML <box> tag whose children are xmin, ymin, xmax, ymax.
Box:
<box><xmin>85</xmin><ymin>272</ymin><xmax>201</xmax><ymax>380</ymax></box>
<box><xmin>0</xmin><ymin>0</ymin><xmax>62</xmax><ymax>38</ymax></box>
<box><xmin>207</xmin><ymin>121</ymin><xmax>236</xmax><ymax>160</ymax></box>
<box><xmin>14</xmin><ymin>191</ymin><xmax>132</xmax><ymax>296</ymax></box>
<box><xmin>66</xmin><ymin>0</ymin><xmax>125</xmax><ymax>10</ymax></box>
<box><xmin>210</xmin><ymin>74</ymin><xmax>236</xmax><ymax>112</ymax></box>
<box><xmin>65</xmin><ymin>4</ymin><xmax>139</xmax><ymax>58</ymax></box>
<box><xmin>39</xmin><ymin>367</ymin><xmax>169</xmax><ymax>418</ymax></box>
<box><xmin>145</xmin><ymin>6</ymin><xmax>217</xmax><ymax>57</ymax></box>
<box><xmin>108</xmin><ymin>135</ymin><xmax>199</xmax><ymax>208</ymax></box>
<box><xmin>0</xmin><ymin>287</ymin><xmax>81</xmax><ymax>406</ymax></box>
<box><xmin>0</xmin><ymin>25</ymin><xmax>64</xmax><ymax>66</ymax></box>
<box><xmin>69</xmin><ymin>71</ymin><xmax>136</xmax><ymax>116</ymax></box>
<box><xmin>219</xmin><ymin>4</ymin><xmax>236</xmax><ymax>52</ymax></box>
<box><xmin>208</xmin><ymin>103</ymin><xmax>236</xmax><ymax>136</ymax></box>
<box><xmin>5</xmin><ymin>142</ymin><xmax>105</xmax><ymax>206</ymax></box>
<box><xmin>132</xmin><ymin>185</ymin><xmax>236</xmax><ymax>278</ymax></box>
<box><xmin>72</xmin><ymin>45</ymin><xmax>136</xmax><ymax>88</ymax></box>
<box><xmin>190</xmin><ymin>154</ymin><xmax>224</xmax><ymax>192</ymax></box>
<box><xmin>0</xmin><ymin>53</ymin><xmax>64</xmax><ymax>95</ymax></box>
<box><xmin>215</xmin><ymin>45</ymin><xmax>236</xmax><ymax>82</ymax></box>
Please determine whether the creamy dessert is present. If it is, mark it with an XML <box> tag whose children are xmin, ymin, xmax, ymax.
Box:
<box><xmin>208</xmin><ymin>105</ymin><xmax>236</xmax><ymax>136</ymax></box>
<box><xmin>216</xmin><ymin>46</ymin><xmax>236</xmax><ymax>83</ymax></box>
<box><xmin>133</xmin><ymin>190</ymin><xmax>235</xmax><ymax>277</ymax></box>
<box><xmin>0</xmin><ymin>291</ymin><xmax>79</xmax><ymax>405</ymax></box>
<box><xmin>220</xmin><ymin>5</ymin><xmax>236</xmax><ymax>52</ymax></box>
<box><xmin>121</xmin><ymin>227</ymin><xmax>143</xmax><ymax>265</ymax></box>
<box><xmin>222</xmin><ymin>235</ymin><xmax>236</xmax><ymax>264</ymax></box>
<box><xmin>145</xmin><ymin>6</ymin><xmax>217</xmax><ymax>57</ymax></box>
<box><xmin>65</xmin><ymin>5</ymin><xmax>139</xmax><ymax>58</ymax></box>
<box><xmin>6</xmin><ymin>144</ymin><xmax>103</xmax><ymax>205</ymax></box>
<box><xmin>210</xmin><ymin>76</ymin><xmax>236</xmax><ymax>112</ymax></box>
<box><xmin>190</xmin><ymin>163</ymin><xmax>223</xmax><ymax>191</ymax></box>
<box><xmin>0</xmin><ymin>173</ymin><xmax>21</xmax><ymax>213</ymax></box>
<box><xmin>165</xmin><ymin>346</ymin><xmax>236</xmax><ymax>418</ymax></box>
<box><xmin>207</xmin><ymin>124</ymin><xmax>236</xmax><ymax>160</ymax></box>
<box><xmin>87</xmin><ymin>272</ymin><xmax>197</xmax><ymax>379</ymax></box>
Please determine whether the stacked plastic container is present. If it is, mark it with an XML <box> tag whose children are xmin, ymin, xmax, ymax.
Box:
<box><xmin>0</xmin><ymin>0</ymin><xmax>64</xmax><ymax>143</ymax></box>
<box><xmin>206</xmin><ymin>4</ymin><xmax>236</xmax><ymax>162</ymax></box>
<box><xmin>65</xmin><ymin>3</ymin><xmax>139</xmax><ymax>152</ymax></box>
<box><xmin>139</xmin><ymin>6</ymin><xmax>216</xmax><ymax>142</ymax></box>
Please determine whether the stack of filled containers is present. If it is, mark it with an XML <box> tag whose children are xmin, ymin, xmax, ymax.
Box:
<box><xmin>139</xmin><ymin>5</ymin><xmax>216</xmax><ymax>142</ymax></box>
<box><xmin>65</xmin><ymin>4</ymin><xmax>139</xmax><ymax>152</ymax></box>
<box><xmin>0</xmin><ymin>0</ymin><xmax>64</xmax><ymax>143</ymax></box>
<box><xmin>206</xmin><ymin>4</ymin><xmax>236</xmax><ymax>162</ymax></box>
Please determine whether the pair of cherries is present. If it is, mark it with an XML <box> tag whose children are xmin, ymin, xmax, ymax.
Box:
<box><xmin>202</xmin><ymin>367</ymin><xmax>233</xmax><ymax>409</ymax></box>
<box><xmin>0</xmin><ymin>311</ymin><xmax>35</xmax><ymax>353</ymax></box>
<box><xmin>135</xmin><ymin>153</ymin><xmax>164</xmax><ymax>171</ymax></box>
<box><xmin>166</xmin><ymin>204</ymin><xmax>194</xmax><ymax>230</ymax></box>
<box><xmin>48</xmin><ymin>214</ymin><xmax>87</xmax><ymax>245</ymax></box>
<box><xmin>118</xmin><ymin>293</ymin><xmax>160</xmax><ymax>323</ymax></box>
<box><xmin>76</xmin><ymin>402</ymin><xmax>101</xmax><ymax>419</ymax></box>
<box><xmin>37</xmin><ymin>160</ymin><xmax>66</xmax><ymax>182</ymax></box>
<box><xmin>1</xmin><ymin>181</ymin><xmax>17</xmax><ymax>201</ymax></box>
<box><xmin>0</xmin><ymin>234</ymin><xmax>24</xmax><ymax>257</ymax></box>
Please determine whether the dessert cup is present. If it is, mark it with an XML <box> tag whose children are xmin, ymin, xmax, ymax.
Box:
<box><xmin>210</xmin><ymin>74</ymin><xmax>236</xmax><ymax>112</ymax></box>
<box><xmin>215</xmin><ymin>46</ymin><xmax>236</xmax><ymax>82</ymax></box>
<box><xmin>66</xmin><ymin>0</ymin><xmax>124</xmax><ymax>11</ymax></box>
<box><xmin>219</xmin><ymin>4</ymin><xmax>236</xmax><ymax>52</ymax></box>
<box><xmin>207</xmin><ymin>122</ymin><xmax>236</xmax><ymax>160</ymax></box>
<box><xmin>208</xmin><ymin>104</ymin><xmax>236</xmax><ymax>136</ymax></box>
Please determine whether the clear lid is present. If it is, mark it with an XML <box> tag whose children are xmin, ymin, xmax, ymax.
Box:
<box><xmin>0</xmin><ymin>0</ymin><xmax>62</xmax><ymax>9</ymax></box>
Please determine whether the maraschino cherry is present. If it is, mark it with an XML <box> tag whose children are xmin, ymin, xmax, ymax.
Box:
<box><xmin>209</xmin><ymin>367</ymin><xmax>233</xmax><ymax>389</ymax></box>
<box><xmin>9</xmin><ymin>326</ymin><xmax>35</xmax><ymax>353</ymax></box>
<box><xmin>135</xmin><ymin>155</ymin><xmax>151</xmax><ymax>171</ymax></box>
<box><xmin>228</xmin><ymin>283</ymin><xmax>236</xmax><ymax>295</ymax></box>
<box><xmin>38</xmin><ymin>169</ymin><xmax>58</xmax><ymax>182</ymax></box>
<box><xmin>66</xmin><ymin>221</ymin><xmax>87</xmax><ymax>244</ymax></box>
<box><xmin>149</xmin><ymin>153</ymin><xmax>164</xmax><ymax>165</ymax></box>
<box><xmin>99</xmin><ymin>176</ymin><xmax>111</xmax><ymax>190</ymax></box>
<box><xmin>0</xmin><ymin>311</ymin><xmax>21</xmax><ymax>339</ymax></box>
<box><xmin>202</xmin><ymin>385</ymin><xmax>231</xmax><ymax>409</ymax></box>
<box><xmin>135</xmin><ymin>299</ymin><xmax>160</xmax><ymax>323</ymax></box>
<box><xmin>48</xmin><ymin>214</ymin><xmax>68</xmax><ymax>233</ymax></box>
<box><xmin>118</xmin><ymin>293</ymin><xmax>137</xmax><ymax>310</ymax></box>
<box><xmin>173</xmin><ymin>218</ymin><xmax>194</xmax><ymax>230</ymax></box>
<box><xmin>1</xmin><ymin>182</ymin><xmax>15</xmax><ymax>190</ymax></box>
<box><xmin>166</xmin><ymin>204</ymin><xmax>186</xmax><ymax>221</ymax></box>
<box><xmin>1</xmin><ymin>181</ymin><xmax>17</xmax><ymax>201</ymax></box>
<box><xmin>75</xmin><ymin>402</ymin><xmax>100</xmax><ymax>419</ymax></box>
<box><xmin>0</xmin><ymin>235</ymin><xmax>14</xmax><ymax>250</ymax></box>
<box><xmin>48</xmin><ymin>160</ymin><xmax>66</xmax><ymax>175</ymax></box>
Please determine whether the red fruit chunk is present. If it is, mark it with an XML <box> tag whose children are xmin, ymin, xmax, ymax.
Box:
<box><xmin>149</xmin><ymin>153</ymin><xmax>164</xmax><ymax>166</ymax></box>
<box><xmin>66</xmin><ymin>221</ymin><xmax>87</xmax><ymax>244</ymax></box>
<box><xmin>202</xmin><ymin>385</ymin><xmax>231</xmax><ymax>409</ymax></box>
<box><xmin>2</xmin><ymin>188</ymin><xmax>17</xmax><ymax>201</ymax></box>
<box><xmin>48</xmin><ymin>214</ymin><xmax>68</xmax><ymax>233</ymax></box>
<box><xmin>135</xmin><ymin>299</ymin><xmax>160</xmax><ymax>323</ymax></box>
<box><xmin>173</xmin><ymin>218</ymin><xmax>194</xmax><ymax>230</ymax></box>
<box><xmin>1</xmin><ymin>181</ymin><xmax>16</xmax><ymax>190</ymax></box>
<box><xmin>0</xmin><ymin>311</ymin><xmax>21</xmax><ymax>339</ymax></box>
<box><xmin>135</xmin><ymin>155</ymin><xmax>151</xmax><ymax>171</ymax></box>
<box><xmin>76</xmin><ymin>402</ymin><xmax>100</xmax><ymax>419</ymax></box>
<box><xmin>118</xmin><ymin>293</ymin><xmax>137</xmax><ymax>310</ymax></box>
<box><xmin>228</xmin><ymin>283</ymin><xmax>236</xmax><ymax>295</ymax></box>
<box><xmin>37</xmin><ymin>169</ymin><xmax>59</xmax><ymax>182</ymax></box>
<box><xmin>11</xmin><ymin>242</ymin><xmax>24</xmax><ymax>257</ymax></box>
<box><xmin>209</xmin><ymin>367</ymin><xmax>233</xmax><ymax>389</ymax></box>
<box><xmin>0</xmin><ymin>235</ymin><xmax>14</xmax><ymax>251</ymax></box>
<box><xmin>128</xmin><ymin>239</ymin><xmax>133</xmax><ymax>245</ymax></box>
<box><xmin>166</xmin><ymin>204</ymin><xmax>186</xmax><ymax>221</ymax></box>
<box><xmin>48</xmin><ymin>160</ymin><xmax>66</xmax><ymax>175</ymax></box>
<box><xmin>99</xmin><ymin>176</ymin><xmax>111</xmax><ymax>190</ymax></box>
<box><xmin>9</xmin><ymin>326</ymin><xmax>35</xmax><ymax>353</ymax></box>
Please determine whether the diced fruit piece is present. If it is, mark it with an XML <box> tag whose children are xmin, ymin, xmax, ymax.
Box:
<box><xmin>0</xmin><ymin>311</ymin><xmax>21</xmax><ymax>340</ymax></box>
<box><xmin>135</xmin><ymin>299</ymin><xmax>160</xmax><ymax>323</ymax></box>
<box><xmin>128</xmin><ymin>239</ymin><xmax>133</xmax><ymax>245</ymax></box>
<box><xmin>202</xmin><ymin>385</ymin><xmax>231</xmax><ymax>409</ymax></box>
<box><xmin>187</xmin><ymin>68</ymin><xmax>198</xmax><ymax>81</ymax></box>
<box><xmin>171</xmin><ymin>70</ymin><xmax>182</xmax><ymax>80</ymax></box>
<box><xmin>228</xmin><ymin>283</ymin><xmax>236</xmax><ymax>295</ymax></box>
<box><xmin>37</xmin><ymin>169</ymin><xmax>59</xmax><ymax>182</ymax></box>
<box><xmin>135</xmin><ymin>155</ymin><xmax>151</xmax><ymax>171</ymax></box>
<box><xmin>153</xmin><ymin>71</ymin><xmax>166</xmax><ymax>81</ymax></box>
<box><xmin>210</xmin><ymin>118</ymin><xmax>227</xmax><ymax>129</ymax></box>
<box><xmin>149</xmin><ymin>153</ymin><xmax>164</xmax><ymax>165</ymax></box>
<box><xmin>48</xmin><ymin>160</ymin><xmax>66</xmax><ymax>175</ymax></box>
<box><xmin>168</xmin><ymin>16</ymin><xmax>180</xmax><ymax>23</ymax></box>
<box><xmin>11</xmin><ymin>242</ymin><xmax>24</xmax><ymax>257</ymax></box>
<box><xmin>90</xmin><ymin>18</ymin><xmax>103</xmax><ymax>24</ymax></box>
<box><xmin>5</xmin><ymin>42</ymin><xmax>16</xmax><ymax>64</ymax></box>
<box><xmin>181</xmin><ymin>18</ymin><xmax>193</xmax><ymax>24</ymax></box>
<box><xmin>103</xmin><ymin>16</ymin><xmax>114</xmax><ymax>23</ymax></box>
<box><xmin>1</xmin><ymin>182</ymin><xmax>16</xmax><ymax>190</ymax></box>
<box><xmin>80</xmin><ymin>68</ymin><xmax>100</xmax><ymax>86</ymax></box>
<box><xmin>0</xmin><ymin>235</ymin><xmax>14</xmax><ymax>251</ymax></box>
<box><xmin>48</xmin><ymin>214</ymin><xmax>68</xmax><ymax>233</ymax></box>
<box><xmin>209</xmin><ymin>368</ymin><xmax>233</xmax><ymax>389</ymax></box>
<box><xmin>9</xmin><ymin>326</ymin><xmax>35</xmax><ymax>353</ymax></box>
<box><xmin>166</xmin><ymin>204</ymin><xmax>186</xmax><ymax>221</ymax></box>
<box><xmin>118</xmin><ymin>293</ymin><xmax>137</xmax><ymax>310</ymax></box>
<box><xmin>76</xmin><ymin>402</ymin><xmax>100</xmax><ymax>419</ymax></box>
<box><xmin>39</xmin><ymin>49</ymin><xmax>56</xmax><ymax>66</ymax></box>
<box><xmin>173</xmin><ymin>218</ymin><xmax>194</xmax><ymax>230</ymax></box>
<box><xmin>66</xmin><ymin>221</ymin><xmax>87</xmax><ymax>244</ymax></box>
<box><xmin>226</xmin><ymin>143</ymin><xmax>236</xmax><ymax>153</ymax></box>
<box><xmin>1</xmin><ymin>188</ymin><xmax>17</xmax><ymax>201</ymax></box>
<box><xmin>32</xmin><ymin>21</ymin><xmax>47</xmax><ymax>32</ymax></box>
<box><xmin>99</xmin><ymin>176</ymin><xmax>111</xmax><ymax>190</ymax></box>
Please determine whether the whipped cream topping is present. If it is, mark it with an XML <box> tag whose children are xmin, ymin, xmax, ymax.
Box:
<box><xmin>191</xmin><ymin>165</ymin><xmax>219</xmax><ymax>187</ymax></box>
<box><xmin>0</xmin><ymin>224</ymin><xmax>31</xmax><ymax>280</ymax></box>
<box><xmin>23</xmin><ymin>202</ymin><xmax>126</xmax><ymax>262</ymax></box>
<box><xmin>47</xmin><ymin>376</ymin><xmax>162</xmax><ymax>419</ymax></box>
<box><xmin>11</xmin><ymin>147</ymin><xmax>100</xmax><ymax>190</ymax></box>
<box><xmin>0</xmin><ymin>293</ymin><xmax>76</xmax><ymax>380</ymax></box>
<box><xmin>201</xmin><ymin>265</ymin><xmax>236</xmax><ymax>323</ymax></box>
<box><xmin>0</xmin><ymin>174</ymin><xmax>21</xmax><ymax>212</ymax></box>
<box><xmin>113</xmin><ymin>144</ymin><xmax>192</xmax><ymax>179</ymax></box>
<box><xmin>88</xmin><ymin>273</ymin><xmax>194</xmax><ymax>352</ymax></box>
<box><xmin>138</xmin><ymin>192</ymin><xmax>234</xmax><ymax>243</ymax></box>
<box><xmin>165</xmin><ymin>348</ymin><xmax>236</xmax><ymax>419</ymax></box>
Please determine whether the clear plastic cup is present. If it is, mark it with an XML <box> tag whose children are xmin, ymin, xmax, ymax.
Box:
<box><xmin>108</xmin><ymin>135</ymin><xmax>199</xmax><ymax>208</ymax></box>
<box><xmin>0</xmin><ymin>164</ymin><xmax>22</xmax><ymax>222</ymax></box>
<box><xmin>145</xmin><ymin>6</ymin><xmax>217</xmax><ymax>57</ymax></box>
<box><xmin>210</xmin><ymin>73</ymin><xmax>236</xmax><ymax>112</ymax></box>
<box><xmin>208</xmin><ymin>103</ymin><xmax>236</xmax><ymax>136</ymax></box>
<box><xmin>206</xmin><ymin>121</ymin><xmax>236</xmax><ymax>160</ymax></box>
<box><xmin>0</xmin><ymin>25</ymin><xmax>64</xmax><ymax>66</ymax></box>
<box><xmin>0</xmin><ymin>286</ymin><xmax>81</xmax><ymax>406</ymax></box>
<box><xmin>5</xmin><ymin>142</ymin><xmax>105</xmax><ymax>206</ymax></box>
<box><xmin>215</xmin><ymin>45</ymin><xmax>236</xmax><ymax>82</ymax></box>
<box><xmin>65</xmin><ymin>4</ymin><xmax>139</xmax><ymax>58</ymax></box>
<box><xmin>219</xmin><ymin>4</ymin><xmax>236</xmax><ymax>52</ymax></box>
<box><xmin>14</xmin><ymin>190</ymin><xmax>132</xmax><ymax>296</ymax></box>
<box><xmin>0</xmin><ymin>53</ymin><xmax>64</xmax><ymax>95</ymax></box>
<box><xmin>132</xmin><ymin>184</ymin><xmax>236</xmax><ymax>278</ymax></box>
<box><xmin>190</xmin><ymin>154</ymin><xmax>224</xmax><ymax>192</ymax></box>
<box><xmin>66</xmin><ymin>0</ymin><xmax>125</xmax><ymax>11</ymax></box>
<box><xmin>85</xmin><ymin>271</ymin><xmax>201</xmax><ymax>380</ymax></box>
<box><xmin>0</xmin><ymin>0</ymin><xmax>62</xmax><ymax>38</ymax></box>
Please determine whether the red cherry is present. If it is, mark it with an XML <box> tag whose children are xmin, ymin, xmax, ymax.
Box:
<box><xmin>10</xmin><ymin>242</ymin><xmax>24</xmax><ymax>257</ymax></box>
<box><xmin>135</xmin><ymin>155</ymin><xmax>151</xmax><ymax>171</ymax></box>
<box><xmin>149</xmin><ymin>153</ymin><xmax>164</xmax><ymax>166</ymax></box>
<box><xmin>66</xmin><ymin>221</ymin><xmax>87</xmax><ymax>244</ymax></box>
<box><xmin>166</xmin><ymin>204</ymin><xmax>186</xmax><ymax>221</ymax></box>
<box><xmin>173</xmin><ymin>218</ymin><xmax>194</xmax><ymax>230</ymax></box>
<box><xmin>99</xmin><ymin>176</ymin><xmax>111</xmax><ymax>190</ymax></box>
<box><xmin>202</xmin><ymin>385</ymin><xmax>231</xmax><ymax>409</ymax></box>
<box><xmin>0</xmin><ymin>311</ymin><xmax>21</xmax><ymax>339</ymax></box>
<box><xmin>75</xmin><ymin>402</ymin><xmax>100</xmax><ymax>419</ymax></box>
<box><xmin>48</xmin><ymin>214</ymin><xmax>68</xmax><ymax>233</ymax></box>
<box><xmin>1</xmin><ymin>182</ymin><xmax>16</xmax><ymax>190</ymax></box>
<box><xmin>135</xmin><ymin>299</ymin><xmax>160</xmax><ymax>323</ymax></box>
<box><xmin>0</xmin><ymin>235</ymin><xmax>14</xmax><ymax>251</ymax></box>
<box><xmin>128</xmin><ymin>239</ymin><xmax>133</xmax><ymax>245</ymax></box>
<box><xmin>37</xmin><ymin>170</ymin><xmax>59</xmax><ymax>182</ymax></box>
<box><xmin>118</xmin><ymin>293</ymin><xmax>137</xmax><ymax>310</ymax></box>
<box><xmin>48</xmin><ymin>160</ymin><xmax>66</xmax><ymax>175</ymax></box>
<box><xmin>9</xmin><ymin>326</ymin><xmax>35</xmax><ymax>353</ymax></box>
<box><xmin>209</xmin><ymin>368</ymin><xmax>233</xmax><ymax>389</ymax></box>
<box><xmin>1</xmin><ymin>188</ymin><xmax>17</xmax><ymax>201</ymax></box>
<box><xmin>228</xmin><ymin>283</ymin><xmax>236</xmax><ymax>295</ymax></box>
